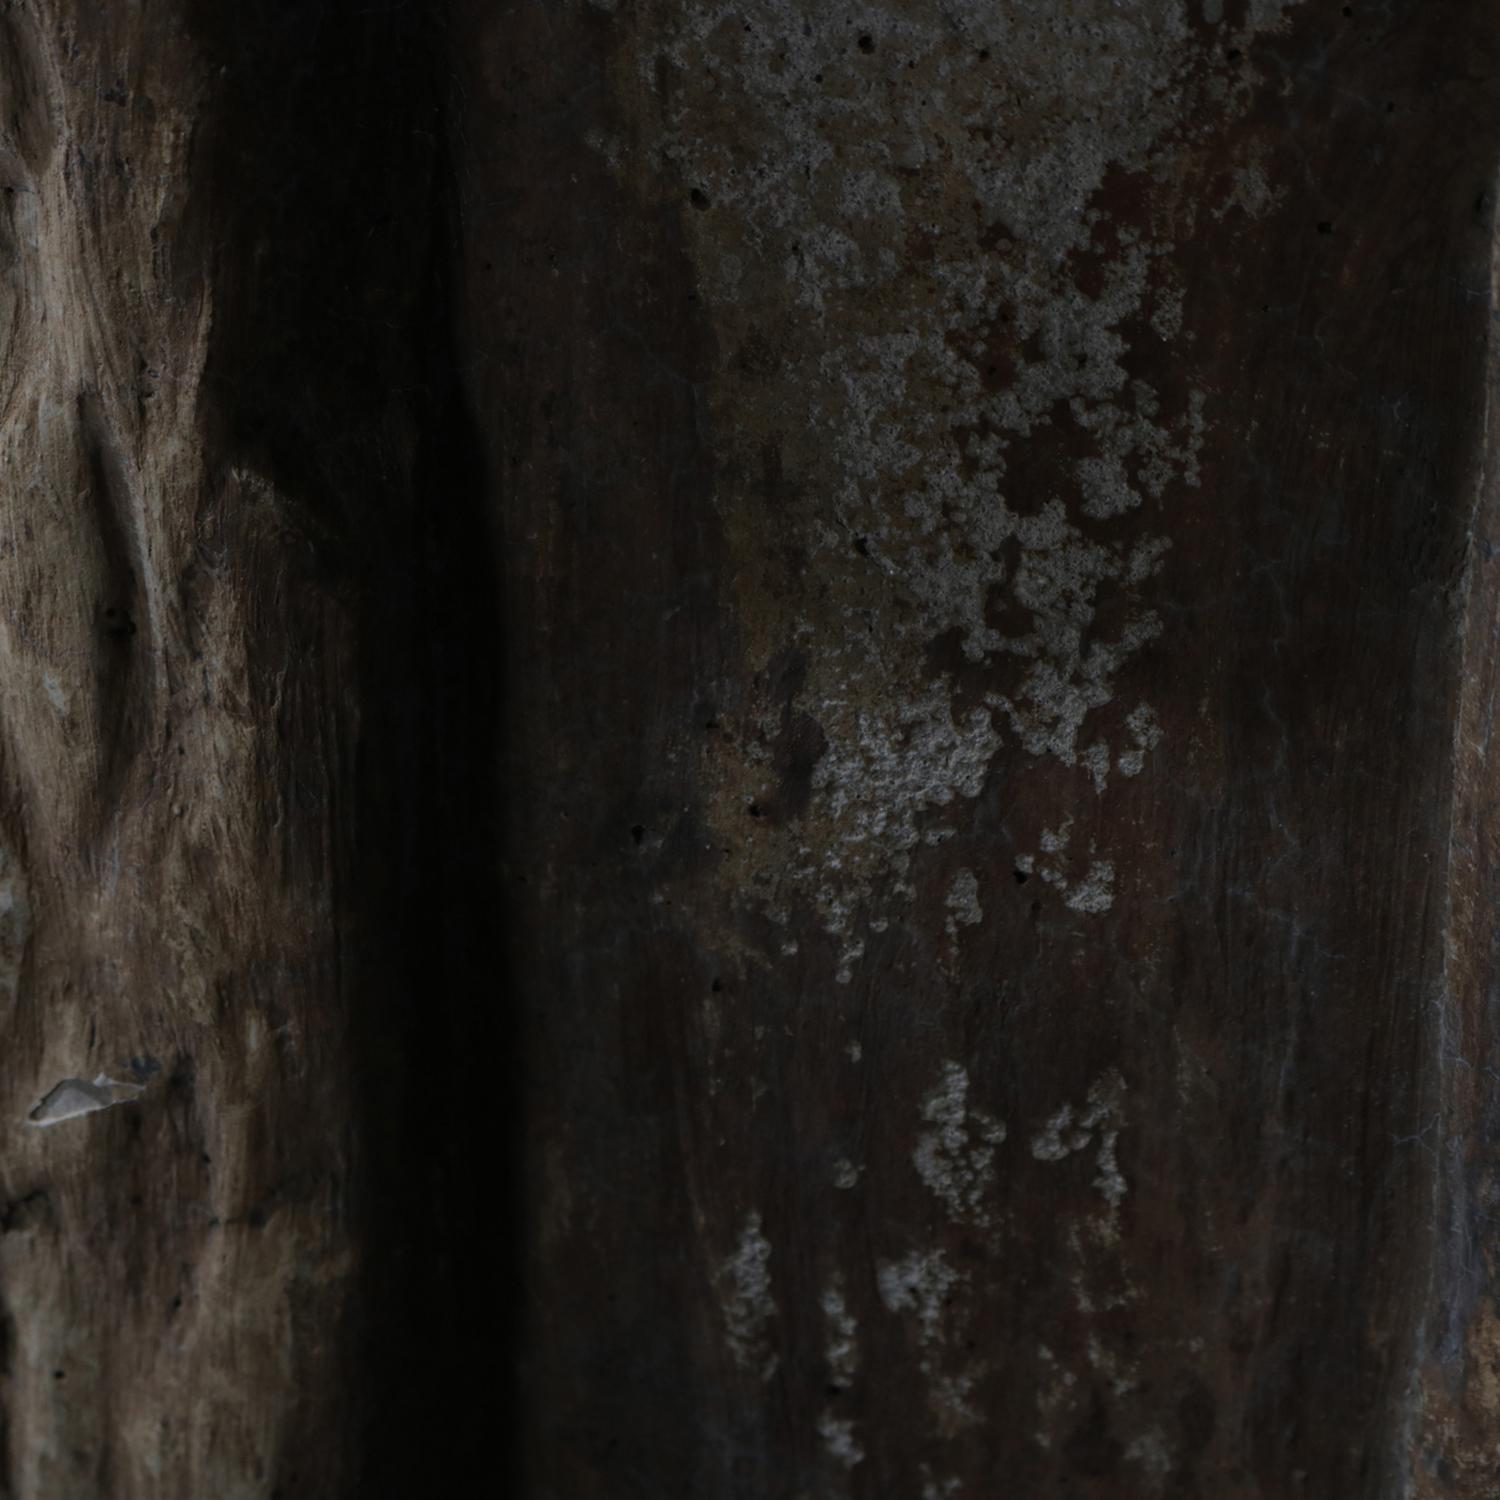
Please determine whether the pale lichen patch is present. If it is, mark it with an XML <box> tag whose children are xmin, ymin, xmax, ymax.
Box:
<box><xmin>810</xmin><ymin>692</ymin><xmax>1001</xmax><ymax>930</ymax></box>
<box><xmin>1125</xmin><ymin>1428</ymin><xmax>1175</xmax><ymax>1488</ymax></box>
<box><xmin>1030</xmin><ymin>1104</ymin><xmax>1095</xmax><ymax>1163</ymax></box>
<box><xmin>822</xmin><ymin>1279</ymin><xmax>859</xmax><ymax>1383</ymax></box>
<box><xmin>877</xmin><ymin>1249</ymin><xmax>963</xmax><ymax>1346</ymax></box>
<box><xmin>944</xmin><ymin>867</ymin><xmax>983</xmax><ymax>935</ymax></box>
<box><xmin>913</xmin><ymin>1060</ymin><xmax>1006</xmax><ymax>1226</ymax></box>
<box><xmin>1034</xmin><ymin>1343</ymin><xmax>1081</xmax><ymax>1450</ymax></box>
<box><xmin>1064</xmin><ymin>860</ymin><xmax>1115</xmax><ymax>914</ymax></box>
<box><xmin>834</xmin><ymin>936</ymin><xmax>866</xmax><ymax>986</ymax></box>
<box><xmin>818</xmin><ymin>1411</ymin><xmax>865</xmax><ymax>1469</ymax></box>
<box><xmin>832</xmin><ymin>1157</ymin><xmax>863</xmax><ymax>1190</ymax></box>
<box><xmin>1016</xmin><ymin>819</ymin><xmax>1116</xmax><ymax>914</ymax></box>
<box><xmin>928</xmin><ymin>1367</ymin><xmax>983</xmax><ymax>1434</ymax></box>
<box><xmin>1031</xmin><ymin>1072</ymin><xmax>1130</xmax><ymax>1257</ymax></box>
<box><xmin>1082</xmin><ymin>739</ymin><xmax>1111</xmax><ymax>793</ymax></box>
<box><xmin>878</xmin><ymin>1246</ymin><xmax>989</xmax><ymax>1437</ymax></box>
<box><xmin>1087</xmin><ymin>1330</ymin><xmax>1139</xmax><ymax>1398</ymax></box>
<box><xmin>818</xmin><ymin>1278</ymin><xmax>864</xmax><ymax>1467</ymax></box>
<box><xmin>1093</xmin><ymin>1123</ymin><xmax>1128</xmax><ymax>1209</ymax></box>
<box><xmin>1117</xmin><ymin>702</ymin><xmax>1164</xmax><ymax>777</ymax></box>
<box><xmin>716</xmin><ymin>1212</ymin><xmax>779</xmax><ymax>1381</ymax></box>
<box><xmin>594</xmin><ymin>0</ymin><xmax>1311</xmax><ymax>960</ymax></box>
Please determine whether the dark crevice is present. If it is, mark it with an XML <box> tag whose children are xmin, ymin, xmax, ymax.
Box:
<box><xmin>178</xmin><ymin>1</ymin><xmax>503</xmax><ymax>1492</ymax></box>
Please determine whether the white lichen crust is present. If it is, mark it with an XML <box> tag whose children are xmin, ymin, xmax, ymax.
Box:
<box><xmin>585</xmin><ymin>1</ymin><xmax>1305</xmax><ymax>965</ymax></box>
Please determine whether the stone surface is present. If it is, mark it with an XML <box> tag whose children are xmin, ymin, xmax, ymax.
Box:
<box><xmin>5</xmin><ymin>0</ymin><xmax>1500</xmax><ymax>1495</ymax></box>
<box><xmin>0</xmin><ymin>2</ymin><xmax>491</xmax><ymax>1494</ymax></box>
<box><xmin>468</xmin><ymin>1</ymin><xmax>1500</xmax><ymax>1495</ymax></box>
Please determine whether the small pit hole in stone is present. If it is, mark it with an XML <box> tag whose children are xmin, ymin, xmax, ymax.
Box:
<box><xmin>102</xmin><ymin>605</ymin><xmax>137</xmax><ymax>640</ymax></box>
<box><xmin>857</xmin><ymin>33</ymin><xmax>874</xmax><ymax>53</ymax></box>
<box><xmin>689</xmin><ymin>187</ymin><xmax>710</xmax><ymax>211</ymax></box>
<box><xmin>747</xmin><ymin>802</ymin><xmax>762</xmax><ymax>819</ymax></box>
<box><xmin>630</xmin><ymin>824</ymin><xmax>645</xmax><ymax>846</ymax></box>
<box><xmin>1317</xmin><ymin>220</ymin><xmax>1334</xmax><ymax>234</ymax></box>
<box><xmin>1013</xmin><ymin>868</ymin><xmax>1029</xmax><ymax>885</ymax></box>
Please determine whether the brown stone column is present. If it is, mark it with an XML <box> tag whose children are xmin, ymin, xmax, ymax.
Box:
<box><xmin>460</xmin><ymin>3</ymin><xmax>1500</xmax><ymax>1495</ymax></box>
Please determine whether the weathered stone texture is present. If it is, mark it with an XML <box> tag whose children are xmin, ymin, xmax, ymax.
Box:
<box><xmin>2</xmin><ymin>0</ymin><xmax>1500</xmax><ymax>1495</ymax></box>
<box><xmin>471</xmin><ymin>1</ymin><xmax>1500</xmax><ymax>1495</ymax></box>
<box><xmin>0</xmin><ymin>2</ymin><xmax>487</xmax><ymax>1495</ymax></box>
